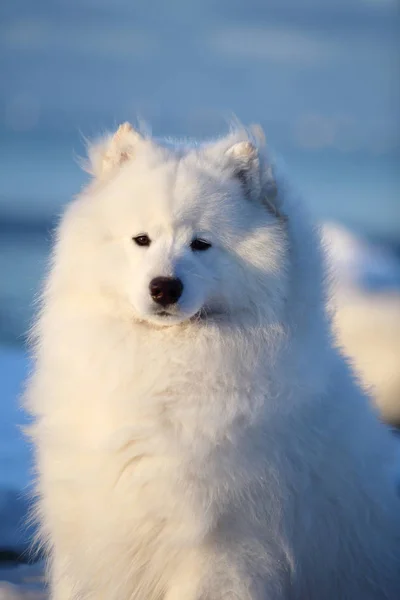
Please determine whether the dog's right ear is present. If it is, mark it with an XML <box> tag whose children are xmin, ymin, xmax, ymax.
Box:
<box><xmin>84</xmin><ymin>123</ymin><xmax>143</xmax><ymax>179</ymax></box>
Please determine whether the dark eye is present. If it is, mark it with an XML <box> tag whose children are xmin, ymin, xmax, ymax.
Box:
<box><xmin>190</xmin><ymin>238</ymin><xmax>212</xmax><ymax>252</ymax></box>
<box><xmin>133</xmin><ymin>234</ymin><xmax>151</xmax><ymax>247</ymax></box>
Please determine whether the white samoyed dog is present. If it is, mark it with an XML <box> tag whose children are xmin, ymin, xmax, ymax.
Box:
<box><xmin>25</xmin><ymin>123</ymin><xmax>400</xmax><ymax>599</ymax></box>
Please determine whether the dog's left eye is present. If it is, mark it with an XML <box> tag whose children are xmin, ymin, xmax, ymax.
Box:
<box><xmin>133</xmin><ymin>234</ymin><xmax>151</xmax><ymax>247</ymax></box>
<box><xmin>190</xmin><ymin>238</ymin><xmax>212</xmax><ymax>252</ymax></box>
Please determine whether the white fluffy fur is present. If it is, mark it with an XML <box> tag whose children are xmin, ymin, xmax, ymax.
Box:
<box><xmin>25</xmin><ymin>123</ymin><xmax>400</xmax><ymax>599</ymax></box>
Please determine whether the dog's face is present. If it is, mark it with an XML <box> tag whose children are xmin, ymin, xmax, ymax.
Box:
<box><xmin>65</xmin><ymin>124</ymin><xmax>289</xmax><ymax>327</ymax></box>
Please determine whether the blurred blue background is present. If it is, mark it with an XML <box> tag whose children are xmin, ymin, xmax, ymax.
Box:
<box><xmin>0</xmin><ymin>0</ymin><xmax>399</xmax><ymax>561</ymax></box>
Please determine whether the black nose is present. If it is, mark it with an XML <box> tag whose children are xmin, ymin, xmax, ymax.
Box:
<box><xmin>149</xmin><ymin>277</ymin><xmax>183</xmax><ymax>307</ymax></box>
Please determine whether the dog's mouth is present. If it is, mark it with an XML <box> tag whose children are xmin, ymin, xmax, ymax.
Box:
<box><xmin>152</xmin><ymin>306</ymin><xmax>226</xmax><ymax>324</ymax></box>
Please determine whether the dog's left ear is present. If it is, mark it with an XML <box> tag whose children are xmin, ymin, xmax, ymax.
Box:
<box><xmin>226</xmin><ymin>140</ymin><xmax>261</xmax><ymax>201</ymax></box>
<box><xmin>85</xmin><ymin>122</ymin><xmax>144</xmax><ymax>179</ymax></box>
<box><xmin>225</xmin><ymin>126</ymin><xmax>285</xmax><ymax>221</ymax></box>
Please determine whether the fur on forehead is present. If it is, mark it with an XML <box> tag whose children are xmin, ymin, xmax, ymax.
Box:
<box><xmin>84</xmin><ymin>122</ymin><xmax>285</xmax><ymax>220</ymax></box>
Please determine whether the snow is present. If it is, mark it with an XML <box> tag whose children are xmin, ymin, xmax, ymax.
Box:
<box><xmin>323</xmin><ymin>222</ymin><xmax>400</xmax><ymax>292</ymax></box>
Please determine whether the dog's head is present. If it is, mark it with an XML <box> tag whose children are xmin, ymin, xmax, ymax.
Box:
<box><xmin>58</xmin><ymin>123</ymin><xmax>291</xmax><ymax>327</ymax></box>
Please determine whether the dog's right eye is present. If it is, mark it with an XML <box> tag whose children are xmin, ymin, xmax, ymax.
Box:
<box><xmin>133</xmin><ymin>234</ymin><xmax>151</xmax><ymax>247</ymax></box>
<box><xmin>190</xmin><ymin>238</ymin><xmax>212</xmax><ymax>252</ymax></box>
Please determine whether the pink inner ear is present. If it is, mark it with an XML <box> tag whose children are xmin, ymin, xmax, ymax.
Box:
<box><xmin>235</xmin><ymin>168</ymin><xmax>248</xmax><ymax>186</ymax></box>
<box><xmin>120</xmin><ymin>150</ymin><xmax>130</xmax><ymax>163</ymax></box>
